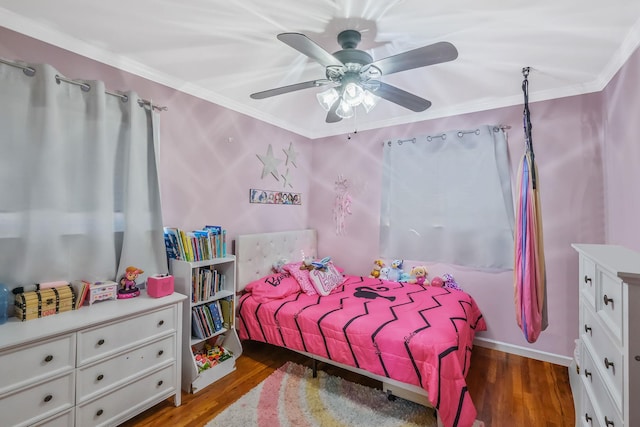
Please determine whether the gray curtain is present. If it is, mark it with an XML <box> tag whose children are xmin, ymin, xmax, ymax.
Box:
<box><xmin>0</xmin><ymin>62</ymin><xmax>167</xmax><ymax>296</ymax></box>
<box><xmin>380</xmin><ymin>125</ymin><xmax>515</xmax><ymax>269</ymax></box>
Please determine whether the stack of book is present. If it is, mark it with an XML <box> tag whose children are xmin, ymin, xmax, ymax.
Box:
<box><xmin>163</xmin><ymin>225</ymin><xmax>227</xmax><ymax>262</ymax></box>
<box><xmin>190</xmin><ymin>266</ymin><xmax>224</xmax><ymax>304</ymax></box>
<box><xmin>191</xmin><ymin>300</ymin><xmax>225</xmax><ymax>339</ymax></box>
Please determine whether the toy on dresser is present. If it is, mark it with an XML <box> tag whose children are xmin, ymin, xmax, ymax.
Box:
<box><xmin>14</xmin><ymin>283</ymin><xmax>75</xmax><ymax>321</ymax></box>
<box><xmin>118</xmin><ymin>266</ymin><xmax>143</xmax><ymax>299</ymax></box>
<box><xmin>89</xmin><ymin>280</ymin><xmax>118</xmax><ymax>305</ymax></box>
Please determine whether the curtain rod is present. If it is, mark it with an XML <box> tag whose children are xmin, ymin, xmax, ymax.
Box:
<box><xmin>387</xmin><ymin>125</ymin><xmax>512</xmax><ymax>146</ymax></box>
<box><xmin>0</xmin><ymin>57</ymin><xmax>168</xmax><ymax>112</ymax></box>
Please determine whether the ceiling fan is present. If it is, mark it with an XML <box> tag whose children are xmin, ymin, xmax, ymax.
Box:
<box><xmin>250</xmin><ymin>29</ymin><xmax>458</xmax><ymax>123</ymax></box>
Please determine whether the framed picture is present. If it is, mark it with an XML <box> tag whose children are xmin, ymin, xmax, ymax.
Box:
<box><xmin>250</xmin><ymin>189</ymin><xmax>301</xmax><ymax>205</ymax></box>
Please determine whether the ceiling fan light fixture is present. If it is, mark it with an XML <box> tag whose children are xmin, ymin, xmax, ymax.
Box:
<box><xmin>342</xmin><ymin>82</ymin><xmax>365</xmax><ymax>107</ymax></box>
<box><xmin>361</xmin><ymin>90</ymin><xmax>380</xmax><ymax>113</ymax></box>
<box><xmin>316</xmin><ymin>88</ymin><xmax>340</xmax><ymax>111</ymax></box>
<box><xmin>335</xmin><ymin>99</ymin><xmax>354</xmax><ymax>119</ymax></box>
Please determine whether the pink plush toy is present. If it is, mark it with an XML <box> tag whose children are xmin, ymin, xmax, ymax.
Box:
<box><xmin>430</xmin><ymin>276</ymin><xmax>444</xmax><ymax>287</ymax></box>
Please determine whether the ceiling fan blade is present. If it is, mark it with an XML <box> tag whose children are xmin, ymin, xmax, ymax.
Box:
<box><xmin>277</xmin><ymin>33</ymin><xmax>343</xmax><ymax>68</ymax></box>
<box><xmin>326</xmin><ymin>99</ymin><xmax>342</xmax><ymax>123</ymax></box>
<box><xmin>250</xmin><ymin>80</ymin><xmax>327</xmax><ymax>99</ymax></box>
<box><xmin>369</xmin><ymin>41</ymin><xmax>458</xmax><ymax>75</ymax></box>
<box><xmin>375</xmin><ymin>82</ymin><xmax>432</xmax><ymax>112</ymax></box>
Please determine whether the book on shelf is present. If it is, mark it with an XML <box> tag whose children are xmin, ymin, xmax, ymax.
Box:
<box><xmin>191</xmin><ymin>309</ymin><xmax>205</xmax><ymax>339</ymax></box>
<box><xmin>163</xmin><ymin>225</ymin><xmax>229</xmax><ymax>262</ymax></box>
<box><xmin>218</xmin><ymin>296</ymin><xmax>234</xmax><ymax>329</ymax></box>
<box><xmin>208</xmin><ymin>301</ymin><xmax>224</xmax><ymax>332</ymax></box>
<box><xmin>163</xmin><ymin>227</ymin><xmax>185</xmax><ymax>260</ymax></box>
<box><xmin>190</xmin><ymin>266</ymin><xmax>220</xmax><ymax>304</ymax></box>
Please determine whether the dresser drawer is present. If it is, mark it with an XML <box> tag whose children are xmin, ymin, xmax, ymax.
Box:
<box><xmin>581</xmin><ymin>344</ymin><xmax>623</xmax><ymax>425</ymax></box>
<box><xmin>76</xmin><ymin>334</ymin><xmax>176</xmax><ymax>402</ymax></box>
<box><xmin>77</xmin><ymin>305</ymin><xmax>176</xmax><ymax>365</ymax></box>
<box><xmin>75</xmin><ymin>364</ymin><xmax>176</xmax><ymax>427</ymax></box>
<box><xmin>596</xmin><ymin>268</ymin><xmax>623</xmax><ymax>342</ymax></box>
<box><xmin>579</xmin><ymin>255</ymin><xmax>597</xmax><ymax>308</ymax></box>
<box><xmin>581</xmin><ymin>305</ymin><xmax>624</xmax><ymax>408</ymax></box>
<box><xmin>0</xmin><ymin>334</ymin><xmax>75</xmax><ymax>394</ymax></box>
<box><xmin>32</xmin><ymin>408</ymin><xmax>74</xmax><ymax>427</ymax></box>
<box><xmin>0</xmin><ymin>372</ymin><xmax>74</xmax><ymax>427</ymax></box>
<box><xmin>580</xmin><ymin>388</ymin><xmax>601</xmax><ymax>427</ymax></box>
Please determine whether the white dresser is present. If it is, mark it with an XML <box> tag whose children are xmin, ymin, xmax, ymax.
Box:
<box><xmin>572</xmin><ymin>244</ymin><xmax>640</xmax><ymax>427</ymax></box>
<box><xmin>0</xmin><ymin>291</ymin><xmax>185</xmax><ymax>427</ymax></box>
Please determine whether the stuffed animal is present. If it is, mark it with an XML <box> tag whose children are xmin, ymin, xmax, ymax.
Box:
<box><xmin>300</xmin><ymin>257</ymin><xmax>315</xmax><ymax>271</ymax></box>
<box><xmin>369</xmin><ymin>259</ymin><xmax>385</xmax><ymax>278</ymax></box>
<box><xmin>379</xmin><ymin>267</ymin><xmax>390</xmax><ymax>280</ymax></box>
<box><xmin>387</xmin><ymin>259</ymin><xmax>404</xmax><ymax>282</ymax></box>
<box><xmin>430</xmin><ymin>276</ymin><xmax>444</xmax><ymax>287</ymax></box>
<box><xmin>272</xmin><ymin>258</ymin><xmax>288</xmax><ymax>273</ymax></box>
<box><xmin>311</xmin><ymin>256</ymin><xmax>331</xmax><ymax>271</ymax></box>
<box><xmin>442</xmin><ymin>273</ymin><xmax>462</xmax><ymax>291</ymax></box>
<box><xmin>409</xmin><ymin>265</ymin><xmax>430</xmax><ymax>286</ymax></box>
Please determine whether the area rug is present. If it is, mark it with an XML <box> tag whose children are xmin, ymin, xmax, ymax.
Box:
<box><xmin>206</xmin><ymin>361</ymin><xmax>483</xmax><ymax>427</ymax></box>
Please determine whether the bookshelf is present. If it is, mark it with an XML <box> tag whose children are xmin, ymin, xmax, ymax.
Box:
<box><xmin>170</xmin><ymin>256</ymin><xmax>242</xmax><ymax>393</ymax></box>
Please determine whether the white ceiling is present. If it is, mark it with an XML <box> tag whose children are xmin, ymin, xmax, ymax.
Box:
<box><xmin>1</xmin><ymin>1</ymin><xmax>640</xmax><ymax>139</ymax></box>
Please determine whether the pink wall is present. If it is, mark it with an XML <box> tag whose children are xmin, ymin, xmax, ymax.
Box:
<box><xmin>603</xmin><ymin>45</ymin><xmax>640</xmax><ymax>251</ymax></box>
<box><xmin>309</xmin><ymin>93</ymin><xmax>606</xmax><ymax>359</ymax></box>
<box><xmin>4</xmin><ymin>26</ymin><xmax>635</xmax><ymax>360</ymax></box>
<box><xmin>0</xmin><ymin>27</ymin><xmax>313</xmax><ymax>242</ymax></box>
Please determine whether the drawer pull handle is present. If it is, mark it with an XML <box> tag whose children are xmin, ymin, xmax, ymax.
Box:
<box><xmin>584</xmin><ymin>369</ymin><xmax>592</xmax><ymax>381</ymax></box>
<box><xmin>97</xmin><ymin>374</ymin><xmax>104</xmax><ymax>381</ymax></box>
<box><xmin>158</xmin><ymin>320</ymin><xmax>165</xmax><ymax>326</ymax></box>
<box><xmin>603</xmin><ymin>294</ymin><xmax>614</xmax><ymax>306</ymax></box>
<box><xmin>584</xmin><ymin>275</ymin><xmax>592</xmax><ymax>284</ymax></box>
<box><xmin>44</xmin><ymin>354</ymin><xmax>54</xmax><ymax>362</ymax></box>
<box><xmin>157</xmin><ymin>380</ymin><xmax>164</xmax><ymax>387</ymax></box>
<box><xmin>584</xmin><ymin>324</ymin><xmax>592</xmax><ymax>335</ymax></box>
<box><xmin>96</xmin><ymin>409</ymin><xmax>104</xmax><ymax>417</ymax></box>
<box><xmin>43</xmin><ymin>394</ymin><xmax>53</xmax><ymax>403</ymax></box>
<box><xmin>97</xmin><ymin>338</ymin><xmax>105</xmax><ymax>346</ymax></box>
<box><xmin>585</xmin><ymin>413</ymin><xmax>592</xmax><ymax>424</ymax></box>
<box><xmin>605</xmin><ymin>416</ymin><xmax>614</xmax><ymax>426</ymax></box>
<box><xmin>158</xmin><ymin>350</ymin><xmax>164</xmax><ymax>356</ymax></box>
<box><xmin>604</xmin><ymin>357</ymin><xmax>615</xmax><ymax>371</ymax></box>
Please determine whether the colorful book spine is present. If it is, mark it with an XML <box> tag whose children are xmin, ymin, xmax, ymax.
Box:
<box><xmin>208</xmin><ymin>301</ymin><xmax>224</xmax><ymax>332</ymax></box>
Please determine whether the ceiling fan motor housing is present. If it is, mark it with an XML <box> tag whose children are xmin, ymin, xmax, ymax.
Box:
<box><xmin>332</xmin><ymin>30</ymin><xmax>373</xmax><ymax>66</ymax></box>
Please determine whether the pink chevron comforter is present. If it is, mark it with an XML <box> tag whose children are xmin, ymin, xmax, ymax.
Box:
<box><xmin>237</xmin><ymin>275</ymin><xmax>486</xmax><ymax>427</ymax></box>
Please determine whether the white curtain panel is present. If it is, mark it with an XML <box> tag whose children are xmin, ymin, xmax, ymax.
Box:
<box><xmin>0</xmin><ymin>62</ymin><xmax>167</xmax><ymax>288</ymax></box>
<box><xmin>380</xmin><ymin>125</ymin><xmax>515</xmax><ymax>269</ymax></box>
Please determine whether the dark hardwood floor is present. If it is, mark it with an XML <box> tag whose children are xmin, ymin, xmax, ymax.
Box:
<box><xmin>121</xmin><ymin>341</ymin><xmax>575</xmax><ymax>427</ymax></box>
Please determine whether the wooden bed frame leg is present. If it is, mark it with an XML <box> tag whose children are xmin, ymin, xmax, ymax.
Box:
<box><xmin>312</xmin><ymin>359</ymin><xmax>318</xmax><ymax>378</ymax></box>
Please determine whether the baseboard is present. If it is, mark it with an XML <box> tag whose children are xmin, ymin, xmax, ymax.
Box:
<box><xmin>474</xmin><ymin>337</ymin><xmax>573</xmax><ymax>367</ymax></box>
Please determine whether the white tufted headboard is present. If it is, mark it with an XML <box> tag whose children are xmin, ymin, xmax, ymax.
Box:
<box><xmin>235</xmin><ymin>229</ymin><xmax>318</xmax><ymax>291</ymax></box>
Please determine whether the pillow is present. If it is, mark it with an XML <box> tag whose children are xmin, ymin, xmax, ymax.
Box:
<box><xmin>244</xmin><ymin>271</ymin><xmax>301</xmax><ymax>303</ymax></box>
<box><xmin>309</xmin><ymin>263</ymin><xmax>345</xmax><ymax>296</ymax></box>
<box><xmin>283</xmin><ymin>262</ymin><xmax>317</xmax><ymax>296</ymax></box>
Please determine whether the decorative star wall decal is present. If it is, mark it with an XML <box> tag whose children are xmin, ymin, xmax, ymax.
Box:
<box><xmin>282</xmin><ymin>142</ymin><xmax>298</xmax><ymax>168</ymax></box>
<box><xmin>257</xmin><ymin>144</ymin><xmax>282</xmax><ymax>181</ymax></box>
<box><xmin>281</xmin><ymin>168</ymin><xmax>293</xmax><ymax>189</ymax></box>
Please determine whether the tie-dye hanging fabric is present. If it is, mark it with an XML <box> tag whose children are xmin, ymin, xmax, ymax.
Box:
<box><xmin>514</xmin><ymin>68</ymin><xmax>548</xmax><ymax>343</ymax></box>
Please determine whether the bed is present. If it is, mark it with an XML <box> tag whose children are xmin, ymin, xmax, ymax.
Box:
<box><xmin>235</xmin><ymin>229</ymin><xmax>486</xmax><ymax>427</ymax></box>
